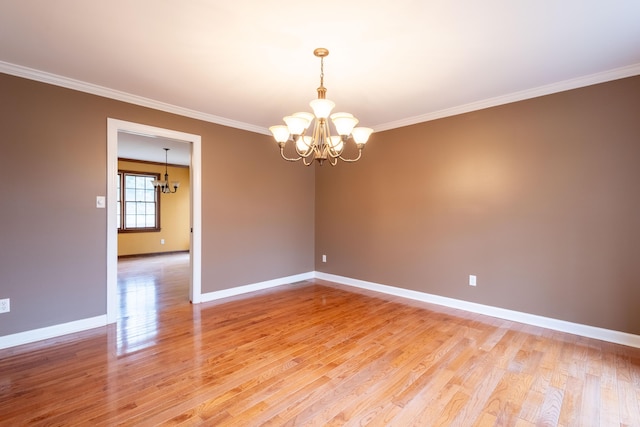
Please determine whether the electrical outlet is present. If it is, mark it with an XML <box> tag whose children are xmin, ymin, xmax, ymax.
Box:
<box><xmin>469</xmin><ymin>275</ymin><xmax>477</xmax><ymax>287</ymax></box>
<box><xmin>322</xmin><ymin>255</ymin><xmax>327</xmax><ymax>263</ymax></box>
<box><xmin>0</xmin><ymin>298</ymin><xmax>10</xmax><ymax>313</ymax></box>
<box><xmin>161</xmin><ymin>239</ymin><xmax>165</xmax><ymax>245</ymax></box>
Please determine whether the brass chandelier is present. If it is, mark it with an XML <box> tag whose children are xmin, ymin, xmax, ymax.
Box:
<box><xmin>269</xmin><ymin>48</ymin><xmax>373</xmax><ymax>166</ymax></box>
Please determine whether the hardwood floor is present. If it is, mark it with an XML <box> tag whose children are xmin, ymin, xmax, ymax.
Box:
<box><xmin>1</xmin><ymin>254</ymin><xmax>639</xmax><ymax>426</ymax></box>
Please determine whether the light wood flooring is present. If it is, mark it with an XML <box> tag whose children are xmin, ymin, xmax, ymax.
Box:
<box><xmin>1</xmin><ymin>253</ymin><xmax>639</xmax><ymax>426</ymax></box>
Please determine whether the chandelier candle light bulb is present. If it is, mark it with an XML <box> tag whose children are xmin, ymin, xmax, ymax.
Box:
<box><xmin>269</xmin><ymin>48</ymin><xmax>373</xmax><ymax>166</ymax></box>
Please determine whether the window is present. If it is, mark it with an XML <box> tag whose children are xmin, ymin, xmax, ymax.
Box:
<box><xmin>117</xmin><ymin>171</ymin><xmax>161</xmax><ymax>232</ymax></box>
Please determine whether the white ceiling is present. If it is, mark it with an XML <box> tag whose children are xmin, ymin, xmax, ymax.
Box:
<box><xmin>1</xmin><ymin>1</ymin><xmax>640</xmax><ymax>150</ymax></box>
<box><xmin>118</xmin><ymin>132</ymin><xmax>191</xmax><ymax>166</ymax></box>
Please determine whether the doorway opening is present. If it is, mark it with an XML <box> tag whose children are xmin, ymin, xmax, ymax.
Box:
<box><xmin>106</xmin><ymin>119</ymin><xmax>202</xmax><ymax>324</ymax></box>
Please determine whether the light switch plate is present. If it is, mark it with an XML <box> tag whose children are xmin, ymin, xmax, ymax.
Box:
<box><xmin>96</xmin><ymin>196</ymin><xmax>106</xmax><ymax>208</ymax></box>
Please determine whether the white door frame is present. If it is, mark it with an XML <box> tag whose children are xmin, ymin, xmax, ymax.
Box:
<box><xmin>106</xmin><ymin>118</ymin><xmax>202</xmax><ymax>323</ymax></box>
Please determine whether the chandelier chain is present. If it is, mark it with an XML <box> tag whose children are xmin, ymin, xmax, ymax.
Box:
<box><xmin>320</xmin><ymin>56</ymin><xmax>324</xmax><ymax>89</ymax></box>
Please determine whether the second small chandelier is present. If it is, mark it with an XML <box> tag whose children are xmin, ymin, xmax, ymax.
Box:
<box><xmin>153</xmin><ymin>148</ymin><xmax>180</xmax><ymax>194</ymax></box>
<box><xmin>269</xmin><ymin>48</ymin><xmax>373</xmax><ymax>166</ymax></box>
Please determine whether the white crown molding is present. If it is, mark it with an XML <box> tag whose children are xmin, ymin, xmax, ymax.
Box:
<box><xmin>315</xmin><ymin>272</ymin><xmax>640</xmax><ymax>349</ymax></box>
<box><xmin>3</xmin><ymin>60</ymin><xmax>640</xmax><ymax>136</ymax></box>
<box><xmin>0</xmin><ymin>60</ymin><xmax>270</xmax><ymax>135</ymax></box>
<box><xmin>373</xmin><ymin>62</ymin><xmax>640</xmax><ymax>132</ymax></box>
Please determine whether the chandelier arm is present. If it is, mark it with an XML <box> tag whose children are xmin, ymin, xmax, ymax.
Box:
<box><xmin>279</xmin><ymin>146</ymin><xmax>303</xmax><ymax>162</ymax></box>
<box><xmin>318</xmin><ymin>119</ymin><xmax>333</xmax><ymax>162</ymax></box>
<box><xmin>338</xmin><ymin>147</ymin><xmax>364</xmax><ymax>163</ymax></box>
<box><xmin>307</xmin><ymin>120</ymin><xmax>322</xmax><ymax>163</ymax></box>
<box><xmin>294</xmin><ymin>144</ymin><xmax>306</xmax><ymax>157</ymax></box>
<box><xmin>292</xmin><ymin>135</ymin><xmax>305</xmax><ymax>157</ymax></box>
<box><xmin>322</xmin><ymin>120</ymin><xmax>338</xmax><ymax>159</ymax></box>
<box><xmin>295</xmin><ymin>138</ymin><xmax>316</xmax><ymax>158</ymax></box>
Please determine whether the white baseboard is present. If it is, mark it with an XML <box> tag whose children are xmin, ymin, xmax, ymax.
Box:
<box><xmin>200</xmin><ymin>272</ymin><xmax>315</xmax><ymax>303</ymax></box>
<box><xmin>0</xmin><ymin>315</ymin><xmax>107</xmax><ymax>350</ymax></box>
<box><xmin>4</xmin><ymin>271</ymin><xmax>638</xmax><ymax>350</ymax></box>
<box><xmin>314</xmin><ymin>272</ymin><xmax>640</xmax><ymax>349</ymax></box>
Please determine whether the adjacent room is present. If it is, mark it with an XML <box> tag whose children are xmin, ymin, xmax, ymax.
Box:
<box><xmin>1</xmin><ymin>1</ymin><xmax>639</xmax><ymax>425</ymax></box>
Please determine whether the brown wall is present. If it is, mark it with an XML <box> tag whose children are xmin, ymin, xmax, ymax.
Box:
<box><xmin>0</xmin><ymin>73</ymin><xmax>315</xmax><ymax>336</ymax></box>
<box><xmin>316</xmin><ymin>76</ymin><xmax>640</xmax><ymax>335</ymax></box>
<box><xmin>2</xmin><ymin>70</ymin><xmax>639</xmax><ymax>339</ymax></box>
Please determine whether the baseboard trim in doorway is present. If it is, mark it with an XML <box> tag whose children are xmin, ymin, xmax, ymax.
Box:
<box><xmin>314</xmin><ymin>271</ymin><xmax>640</xmax><ymax>349</ymax></box>
<box><xmin>200</xmin><ymin>272</ymin><xmax>315</xmax><ymax>303</ymax></box>
<box><xmin>118</xmin><ymin>250</ymin><xmax>190</xmax><ymax>259</ymax></box>
<box><xmin>0</xmin><ymin>315</ymin><xmax>107</xmax><ymax>350</ymax></box>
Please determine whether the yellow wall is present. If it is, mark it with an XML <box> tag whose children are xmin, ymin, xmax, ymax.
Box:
<box><xmin>117</xmin><ymin>159</ymin><xmax>190</xmax><ymax>256</ymax></box>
